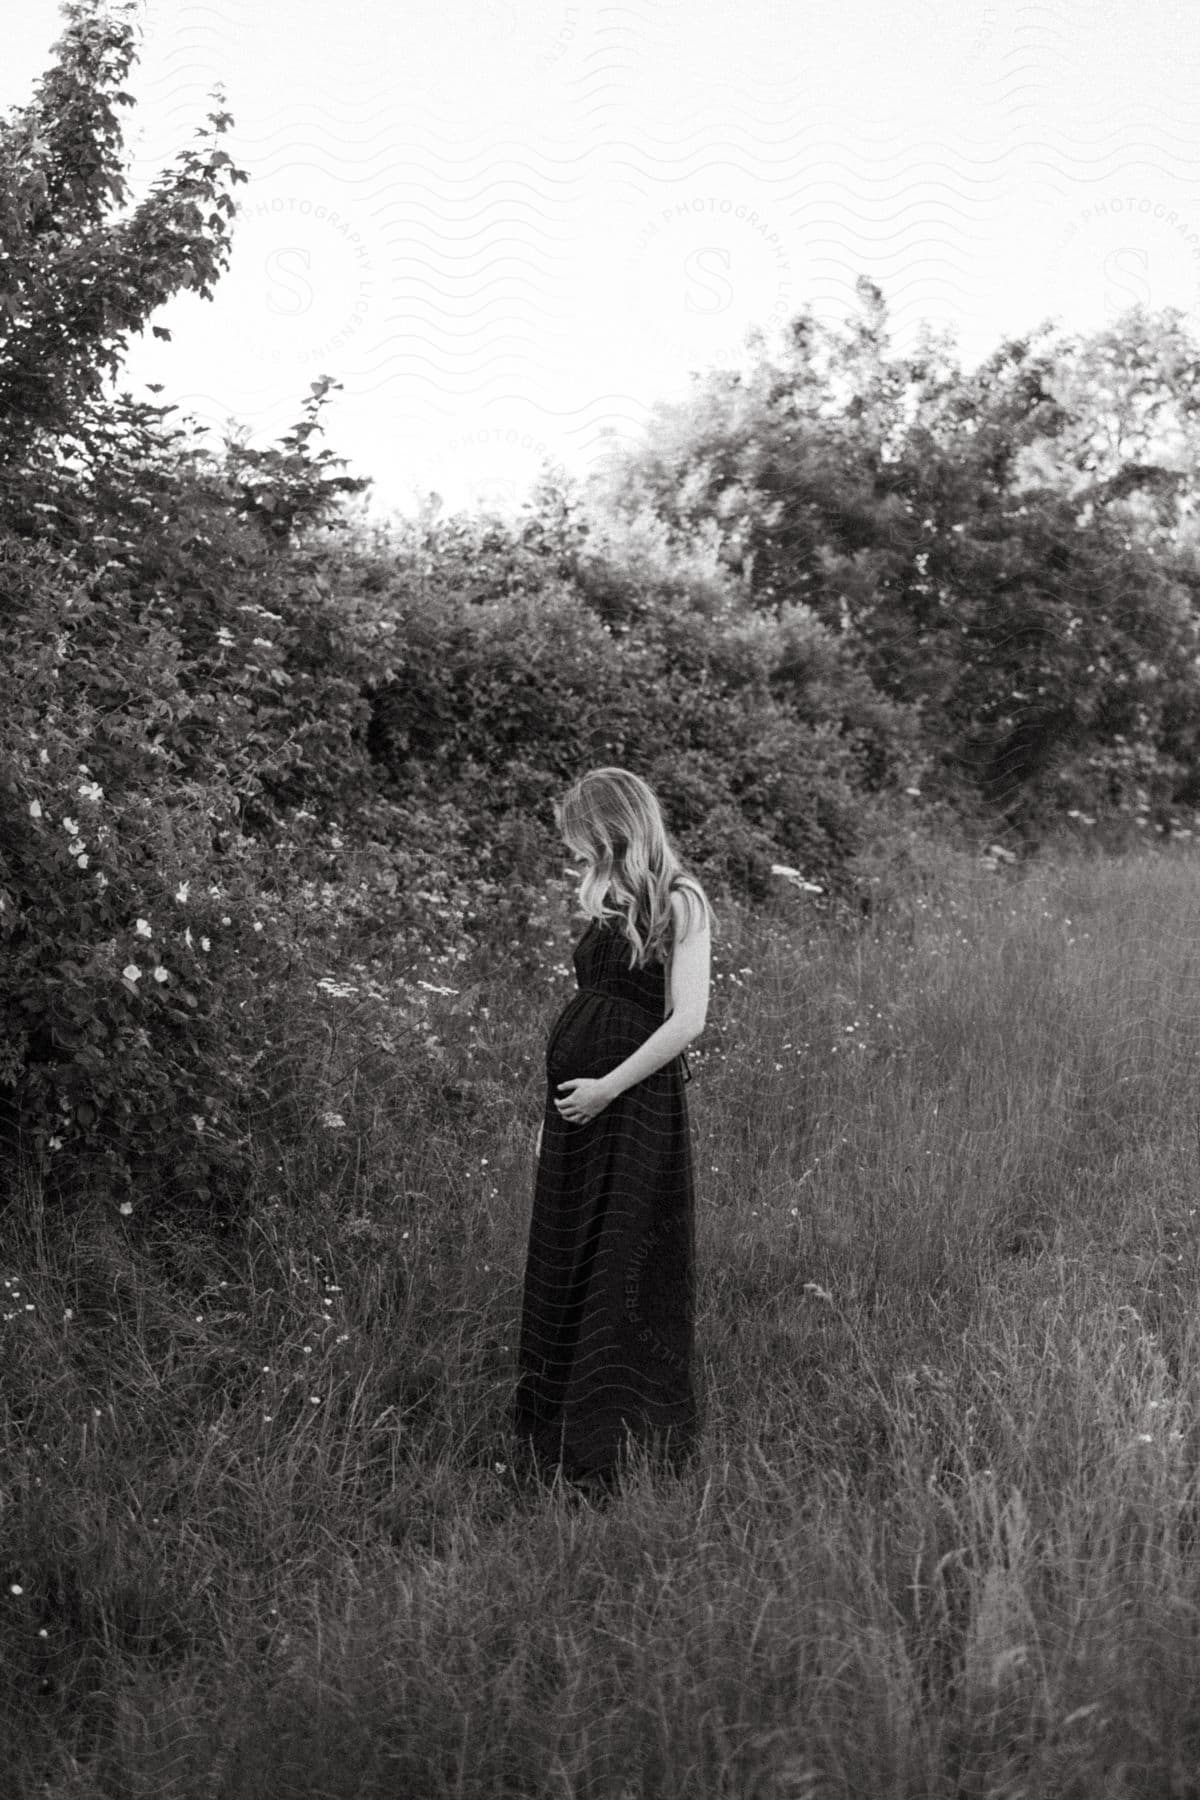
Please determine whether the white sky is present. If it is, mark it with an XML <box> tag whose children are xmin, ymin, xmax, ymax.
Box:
<box><xmin>6</xmin><ymin>0</ymin><xmax>1200</xmax><ymax>520</ymax></box>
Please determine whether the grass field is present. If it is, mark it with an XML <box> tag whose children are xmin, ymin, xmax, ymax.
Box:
<box><xmin>4</xmin><ymin>838</ymin><xmax>1200</xmax><ymax>1798</ymax></box>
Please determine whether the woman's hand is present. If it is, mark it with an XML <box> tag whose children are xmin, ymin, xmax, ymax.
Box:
<box><xmin>555</xmin><ymin>1076</ymin><xmax>615</xmax><ymax>1125</ymax></box>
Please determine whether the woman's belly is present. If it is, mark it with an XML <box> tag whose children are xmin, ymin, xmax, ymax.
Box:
<box><xmin>545</xmin><ymin>989</ymin><xmax>660</xmax><ymax>1087</ymax></box>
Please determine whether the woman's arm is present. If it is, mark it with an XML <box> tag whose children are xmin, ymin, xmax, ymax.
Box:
<box><xmin>597</xmin><ymin>890</ymin><xmax>710</xmax><ymax>1102</ymax></box>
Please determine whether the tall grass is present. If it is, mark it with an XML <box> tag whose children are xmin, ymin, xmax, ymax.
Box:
<box><xmin>4</xmin><ymin>841</ymin><xmax>1200</xmax><ymax>1797</ymax></box>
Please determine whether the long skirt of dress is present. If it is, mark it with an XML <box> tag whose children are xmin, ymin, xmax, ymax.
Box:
<box><xmin>513</xmin><ymin>982</ymin><xmax>701</xmax><ymax>1486</ymax></box>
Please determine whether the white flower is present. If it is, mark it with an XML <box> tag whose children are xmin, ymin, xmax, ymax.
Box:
<box><xmin>95</xmin><ymin>872</ymin><xmax>108</xmax><ymax>889</ymax></box>
<box><xmin>174</xmin><ymin>883</ymin><xmax>189</xmax><ymax>904</ymax></box>
<box><xmin>118</xmin><ymin>1201</ymin><xmax>133</xmax><ymax>1216</ymax></box>
<box><xmin>184</xmin><ymin>927</ymin><xmax>193</xmax><ymax>948</ymax></box>
<box><xmin>135</xmin><ymin>919</ymin><xmax>152</xmax><ymax>938</ymax></box>
<box><xmin>68</xmin><ymin>840</ymin><xmax>84</xmax><ymax>856</ymax></box>
<box><xmin>321</xmin><ymin>1111</ymin><xmax>346</xmax><ymax>1129</ymax></box>
<box><xmin>78</xmin><ymin>781</ymin><xmax>103</xmax><ymax>803</ymax></box>
<box><xmin>75</xmin><ymin>853</ymin><xmax>89</xmax><ymax>869</ymax></box>
<box><xmin>48</xmin><ymin>1136</ymin><xmax>63</xmax><ymax>1151</ymax></box>
<box><xmin>28</xmin><ymin>800</ymin><xmax>42</xmax><ymax>819</ymax></box>
<box><xmin>152</xmin><ymin>967</ymin><xmax>168</xmax><ymax>984</ymax></box>
<box><xmin>123</xmin><ymin>964</ymin><xmax>141</xmax><ymax>982</ymax></box>
<box><xmin>199</xmin><ymin>936</ymin><xmax>210</xmax><ymax>952</ymax></box>
<box><xmin>192</xmin><ymin>1116</ymin><xmax>205</xmax><ymax>1134</ymax></box>
<box><xmin>770</xmin><ymin>865</ymin><xmax>823</xmax><ymax>894</ymax></box>
<box><xmin>61</xmin><ymin>817</ymin><xmax>79</xmax><ymax>835</ymax></box>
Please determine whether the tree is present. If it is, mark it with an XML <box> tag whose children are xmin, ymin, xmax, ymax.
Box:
<box><xmin>0</xmin><ymin>3</ymin><xmax>378</xmax><ymax>1217</ymax></box>
<box><xmin>587</xmin><ymin>282</ymin><xmax>1200</xmax><ymax>834</ymax></box>
<box><xmin>0</xmin><ymin>0</ymin><xmax>247</xmax><ymax>478</ymax></box>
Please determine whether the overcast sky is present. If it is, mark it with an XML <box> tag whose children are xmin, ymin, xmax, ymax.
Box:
<box><xmin>6</xmin><ymin>0</ymin><xmax>1200</xmax><ymax>520</ymax></box>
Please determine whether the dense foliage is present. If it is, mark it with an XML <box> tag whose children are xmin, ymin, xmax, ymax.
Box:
<box><xmin>3</xmin><ymin>2</ymin><xmax>1200</xmax><ymax>1224</ymax></box>
<box><xmin>588</xmin><ymin>282</ymin><xmax>1200</xmax><ymax>835</ymax></box>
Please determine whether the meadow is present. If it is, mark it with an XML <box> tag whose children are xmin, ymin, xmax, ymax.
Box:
<box><xmin>4</xmin><ymin>835</ymin><xmax>1200</xmax><ymax>1799</ymax></box>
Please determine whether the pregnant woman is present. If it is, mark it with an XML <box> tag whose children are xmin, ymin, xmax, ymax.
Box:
<box><xmin>513</xmin><ymin>767</ymin><xmax>713</xmax><ymax>1501</ymax></box>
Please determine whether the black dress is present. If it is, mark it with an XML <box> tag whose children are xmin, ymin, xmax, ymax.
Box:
<box><xmin>513</xmin><ymin>908</ymin><xmax>701</xmax><ymax>1486</ymax></box>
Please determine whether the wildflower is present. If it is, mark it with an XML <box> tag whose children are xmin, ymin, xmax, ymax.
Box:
<box><xmin>135</xmin><ymin>919</ymin><xmax>152</xmax><ymax>938</ymax></box>
<box><xmin>184</xmin><ymin>927</ymin><xmax>193</xmax><ymax>948</ymax></box>
<box><xmin>122</xmin><ymin>964</ymin><xmax>141</xmax><ymax>982</ymax></box>
<box><xmin>28</xmin><ymin>800</ymin><xmax>42</xmax><ymax>819</ymax></box>
<box><xmin>47</xmin><ymin>1136</ymin><xmax>63</xmax><ymax>1151</ymax></box>
<box><xmin>152</xmin><ymin>967</ymin><xmax>168</xmax><ymax>984</ymax></box>
<box><xmin>118</xmin><ymin>1201</ymin><xmax>133</xmax><ymax>1216</ymax></box>
<box><xmin>200</xmin><ymin>936</ymin><xmax>210</xmax><ymax>952</ymax></box>
<box><xmin>192</xmin><ymin>1116</ymin><xmax>205</xmax><ymax>1134</ymax></box>
<box><xmin>62</xmin><ymin>817</ymin><xmax>79</xmax><ymax>836</ymax></box>
<box><xmin>78</xmin><ymin>781</ymin><xmax>103</xmax><ymax>802</ymax></box>
<box><xmin>95</xmin><ymin>872</ymin><xmax>108</xmax><ymax>889</ymax></box>
<box><xmin>771</xmin><ymin>866</ymin><xmax>824</xmax><ymax>894</ymax></box>
<box><xmin>175</xmin><ymin>883</ymin><xmax>189</xmax><ymax>904</ymax></box>
<box><xmin>75</xmin><ymin>854</ymin><xmax>89</xmax><ymax>869</ymax></box>
<box><xmin>68</xmin><ymin>839</ymin><xmax>84</xmax><ymax>857</ymax></box>
<box><xmin>803</xmin><ymin>1282</ymin><xmax>834</xmax><ymax>1303</ymax></box>
<box><xmin>9</xmin><ymin>1585</ymin><xmax>22</xmax><ymax>1596</ymax></box>
<box><xmin>321</xmin><ymin>1112</ymin><xmax>346</xmax><ymax>1129</ymax></box>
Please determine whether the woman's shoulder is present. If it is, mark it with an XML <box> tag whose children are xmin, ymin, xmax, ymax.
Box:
<box><xmin>667</xmin><ymin>874</ymin><xmax>710</xmax><ymax>937</ymax></box>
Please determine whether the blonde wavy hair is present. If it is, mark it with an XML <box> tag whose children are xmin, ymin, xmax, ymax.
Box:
<box><xmin>554</xmin><ymin>767</ymin><xmax>714</xmax><ymax>968</ymax></box>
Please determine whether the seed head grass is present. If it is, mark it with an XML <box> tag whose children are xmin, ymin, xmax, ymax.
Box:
<box><xmin>4</xmin><ymin>842</ymin><xmax>1200</xmax><ymax>1796</ymax></box>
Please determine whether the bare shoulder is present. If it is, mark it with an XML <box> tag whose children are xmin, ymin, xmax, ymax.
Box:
<box><xmin>669</xmin><ymin>876</ymin><xmax>710</xmax><ymax>944</ymax></box>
